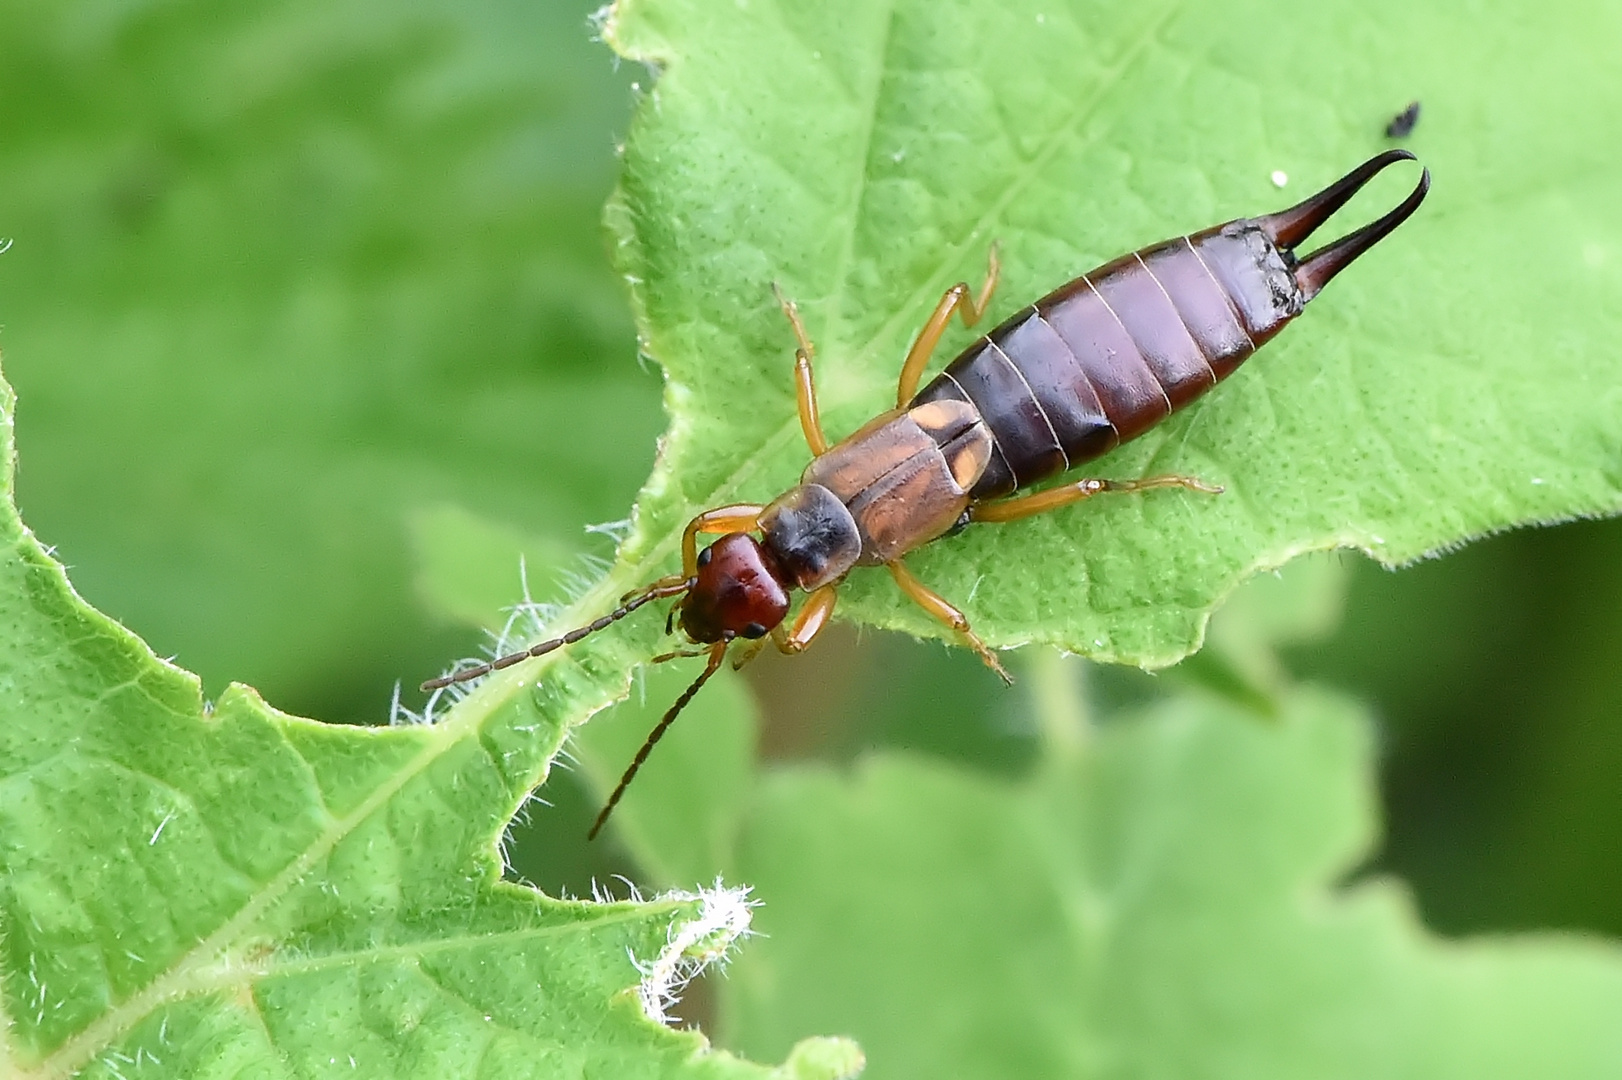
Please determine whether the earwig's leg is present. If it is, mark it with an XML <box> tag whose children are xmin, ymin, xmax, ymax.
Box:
<box><xmin>775</xmin><ymin>584</ymin><xmax>838</xmax><ymax>654</ymax></box>
<box><xmin>650</xmin><ymin>644</ymin><xmax>716</xmax><ymax>664</ymax></box>
<box><xmin>621</xmin><ymin>573</ymin><xmax>689</xmax><ymax>604</ymax></box>
<box><xmin>772</xmin><ymin>283</ymin><xmax>830</xmax><ymax>456</ymax></box>
<box><xmin>794</xmin><ymin>350</ymin><xmax>828</xmax><ymax>456</ymax></box>
<box><xmin>681</xmin><ymin>504</ymin><xmax>766</xmax><ymax>574</ymax></box>
<box><xmin>896</xmin><ymin>243</ymin><xmax>1001</xmax><ymax>406</ymax></box>
<box><xmin>887</xmin><ymin>560</ymin><xmax>1012</xmax><ymax>685</ymax></box>
<box><xmin>969</xmin><ymin>474</ymin><xmax>1223</xmax><ymax>524</ymax></box>
<box><xmin>730</xmin><ymin>635</ymin><xmax>771</xmax><ymax>671</ymax></box>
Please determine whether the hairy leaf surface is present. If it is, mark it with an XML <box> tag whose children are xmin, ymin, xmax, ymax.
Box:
<box><xmin>722</xmin><ymin>687</ymin><xmax>1622</xmax><ymax>1078</ymax></box>
<box><xmin>0</xmin><ymin>375</ymin><xmax>848</xmax><ymax>1080</ymax></box>
<box><xmin>603</xmin><ymin>0</ymin><xmax>1622</xmax><ymax>665</ymax></box>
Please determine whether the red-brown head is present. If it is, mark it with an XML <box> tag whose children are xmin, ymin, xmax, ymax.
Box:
<box><xmin>678</xmin><ymin>532</ymin><xmax>792</xmax><ymax>643</ymax></box>
<box><xmin>421</xmin><ymin>528</ymin><xmax>796</xmax><ymax>843</ymax></box>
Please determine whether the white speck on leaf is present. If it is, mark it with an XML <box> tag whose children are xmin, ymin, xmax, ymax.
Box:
<box><xmin>1271</xmin><ymin>170</ymin><xmax>1288</xmax><ymax>188</ymax></box>
<box><xmin>149</xmin><ymin>811</ymin><xmax>175</xmax><ymax>845</ymax></box>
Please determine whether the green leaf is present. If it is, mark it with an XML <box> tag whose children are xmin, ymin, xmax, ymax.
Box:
<box><xmin>571</xmin><ymin>660</ymin><xmax>758</xmax><ymax>891</ymax></box>
<box><xmin>720</xmin><ymin>685</ymin><xmax>1622</xmax><ymax>1078</ymax></box>
<box><xmin>505</xmin><ymin>558</ymin><xmax>1622</xmax><ymax>1077</ymax></box>
<box><xmin>408</xmin><ymin>505</ymin><xmax>586</xmax><ymax>635</ymax></box>
<box><xmin>0</xmin><ymin>0</ymin><xmax>665</xmax><ymax>713</ymax></box>
<box><xmin>0</xmin><ymin>375</ymin><xmax>855</xmax><ymax>1079</ymax></box>
<box><xmin>602</xmin><ymin>0</ymin><xmax>1622</xmax><ymax>667</ymax></box>
<box><xmin>1167</xmin><ymin>551</ymin><xmax>1352</xmax><ymax>713</ymax></box>
<box><xmin>1278</xmin><ymin>521</ymin><xmax>1622</xmax><ymax>938</ymax></box>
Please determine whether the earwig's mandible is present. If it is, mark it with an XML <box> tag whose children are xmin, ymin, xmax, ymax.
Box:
<box><xmin>424</xmin><ymin>150</ymin><xmax>1431</xmax><ymax>838</ymax></box>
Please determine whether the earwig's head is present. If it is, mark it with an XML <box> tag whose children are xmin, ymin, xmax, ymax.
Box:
<box><xmin>678</xmin><ymin>532</ymin><xmax>792</xmax><ymax>644</ymax></box>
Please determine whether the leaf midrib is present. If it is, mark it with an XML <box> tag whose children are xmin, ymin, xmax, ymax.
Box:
<box><xmin>30</xmin><ymin>729</ymin><xmax>454</xmax><ymax>1080</ymax></box>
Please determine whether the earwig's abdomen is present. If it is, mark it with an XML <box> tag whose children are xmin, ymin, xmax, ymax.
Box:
<box><xmin>913</xmin><ymin>220</ymin><xmax>1305</xmax><ymax>499</ymax></box>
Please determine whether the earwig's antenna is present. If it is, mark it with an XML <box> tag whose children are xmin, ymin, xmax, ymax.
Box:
<box><xmin>420</xmin><ymin>576</ymin><xmax>696</xmax><ymax>691</ymax></box>
<box><xmin>587</xmin><ymin>640</ymin><xmax>727</xmax><ymax>840</ymax></box>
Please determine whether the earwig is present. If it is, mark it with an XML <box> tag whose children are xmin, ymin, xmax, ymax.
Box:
<box><xmin>1386</xmin><ymin>101</ymin><xmax>1421</xmax><ymax>140</ymax></box>
<box><xmin>424</xmin><ymin>150</ymin><xmax>1430</xmax><ymax>838</ymax></box>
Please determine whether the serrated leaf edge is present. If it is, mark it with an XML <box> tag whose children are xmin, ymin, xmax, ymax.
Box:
<box><xmin>629</xmin><ymin>879</ymin><xmax>757</xmax><ymax>1025</ymax></box>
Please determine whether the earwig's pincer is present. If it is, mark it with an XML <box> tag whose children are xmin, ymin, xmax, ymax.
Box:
<box><xmin>423</xmin><ymin>152</ymin><xmax>1428</xmax><ymax>839</ymax></box>
<box><xmin>1255</xmin><ymin>149</ymin><xmax>1430</xmax><ymax>302</ymax></box>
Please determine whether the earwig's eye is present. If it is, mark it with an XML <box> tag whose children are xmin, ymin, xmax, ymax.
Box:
<box><xmin>696</xmin><ymin>546</ymin><xmax>713</xmax><ymax>568</ymax></box>
<box><xmin>742</xmin><ymin>622</ymin><xmax>768</xmax><ymax>639</ymax></box>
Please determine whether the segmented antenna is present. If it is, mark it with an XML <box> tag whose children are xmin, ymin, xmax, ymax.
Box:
<box><xmin>420</xmin><ymin>577</ymin><xmax>695</xmax><ymax>691</ymax></box>
<box><xmin>588</xmin><ymin>641</ymin><xmax>727</xmax><ymax>840</ymax></box>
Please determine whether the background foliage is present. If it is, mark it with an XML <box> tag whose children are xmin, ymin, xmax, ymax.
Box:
<box><xmin>2</xmin><ymin>0</ymin><xmax>1621</xmax><ymax>1076</ymax></box>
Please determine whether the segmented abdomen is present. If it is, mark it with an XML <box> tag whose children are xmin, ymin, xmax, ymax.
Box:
<box><xmin>912</xmin><ymin>220</ymin><xmax>1305</xmax><ymax>498</ymax></box>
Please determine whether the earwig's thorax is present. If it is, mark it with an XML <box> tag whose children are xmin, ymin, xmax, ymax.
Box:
<box><xmin>758</xmin><ymin>483</ymin><xmax>862</xmax><ymax>591</ymax></box>
<box><xmin>797</xmin><ymin>402</ymin><xmax>987</xmax><ymax>567</ymax></box>
<box><xmin>678</xmin><ymin>532</ymin><xmax>792</xmax><ymax>643</ymax></box>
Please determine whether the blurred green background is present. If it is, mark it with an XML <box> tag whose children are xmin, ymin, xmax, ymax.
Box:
<box><xmin>1</xmin><ymin>0</ymin><xmax>1618</xmax><ymax>1003</ymax></box>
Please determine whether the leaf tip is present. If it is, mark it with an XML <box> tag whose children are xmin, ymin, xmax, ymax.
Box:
<box><xmin>633</xmin><ymin>878</ymin><xmax>758</xmax><ymax>1025</ymax></box>
<box><xmin>776</xmin><ymin>1037</ymin><xmax>866</xmax><ymax>1080</ymax></box>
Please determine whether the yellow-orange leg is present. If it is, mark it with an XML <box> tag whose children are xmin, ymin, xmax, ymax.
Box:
<box><xmin>650</xmin><ymin>644</ymin><xmax>717</xmax><ymax>664</ymax></box>
<box><xmin>776</xmin><ymin>584</ymin><xmax>838</xmax><ymax>654</ymax></box>
<box><xmin>887</xmin><ymin>560</ymin><xmax>1012</xmax><ymax>685</ymax></box>
<box><xmin>681</xmin><ymin>504</ymin><xmax>766</xmax><ymax>574</ymax></box>
<box><xmin>969</xmin><ymin>474</ymin><xmax>1222</xmax><ymax>524</ymax></box>
<box><xmin>772</xmin><ymin>283</ymin><xmax>830</xmax><ymax>456</ymax></box>
<box><xmin>620</xmin><ymin>573</ymin><xmax>689</xmax><ymax>604</ymax></box>
<box><xmin>731</xmin><ymin>583</ymin><xmax>835</xmax><ymax>671</ymax></box>
<box><xmin>896</xmin><ymin>243</ymin><xmax>1001</xmax><ymax>407</ymax></box>
<box><xmin>729</xmin><ymin>635</ymin><xmax>771</xmax><ymax>671</ymax></box>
